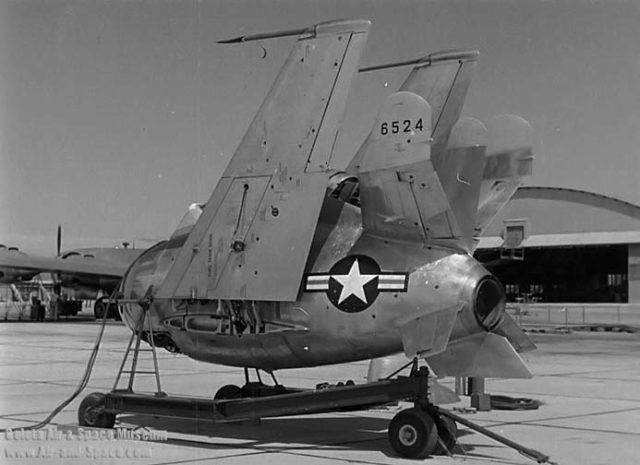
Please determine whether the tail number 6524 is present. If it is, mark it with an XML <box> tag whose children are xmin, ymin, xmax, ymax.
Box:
<box><xmin>380</xmin><ymin>118</ymin><xmax>424</xmax><ymax>136</ymax></box>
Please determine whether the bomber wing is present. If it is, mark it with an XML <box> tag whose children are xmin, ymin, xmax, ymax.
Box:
<box><xmin>0</xmin><ymin>247</ymin><xmax>139</xmax><ymax>292</ymax></box>
<box><xmin>0</xmin><ymin>254</ymin><xmax>123</xmax><ymax>278</ymax></box>
<box><xmin>155</xmin><ymin>20</ymin><xmax>371</xmax><ymax>301</ymax></box>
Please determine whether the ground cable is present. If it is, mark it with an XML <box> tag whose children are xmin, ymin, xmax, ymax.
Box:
<box><xmin>0</xmin><ymin>289</ymin><xmax>117</xmax><ymax>432</ymax></box>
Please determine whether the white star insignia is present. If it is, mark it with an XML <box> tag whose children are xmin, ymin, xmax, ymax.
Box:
<box><xmin>332</xmin><ymin>259</ymin><xmax>377</xmax><ymax>304</ymax></box>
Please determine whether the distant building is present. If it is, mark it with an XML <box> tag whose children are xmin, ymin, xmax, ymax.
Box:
<box><xmin>476</xmin><ymin>187</ymin><xmax>640</xmax><ymax>304</ymax></box>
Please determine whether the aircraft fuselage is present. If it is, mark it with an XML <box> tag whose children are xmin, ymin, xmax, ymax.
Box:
<box><xmin>119</xmin><ymin>195</ymin><xmax>504</xmax><ymax>370</ymax></box>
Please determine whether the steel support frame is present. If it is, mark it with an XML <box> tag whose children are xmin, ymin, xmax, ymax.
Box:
<box><xmin>104</xmin><ymin>367</ymin><xmax>431</xmax><ymax>422</ymax></box>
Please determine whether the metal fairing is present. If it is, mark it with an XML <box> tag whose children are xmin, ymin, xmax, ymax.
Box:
<box><xmin>120</xmin><ymin>211</ymin><xmax>495</xmax><ymax>370</ymax></box>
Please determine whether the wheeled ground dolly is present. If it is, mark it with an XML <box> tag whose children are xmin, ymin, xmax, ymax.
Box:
<box><xmin>78</xmin><ymin>306</ymin><xmax>552</xmax><ymax>462</ymax></box>
<box><xmin>78</xmin><ymin>366</ymin><xmax>551</xmax><ymax>462</ymax></box>
<box><xmin>79</xmin><ymin>366</ymin><xmax>456</xmax><ymax>458</ymax></box>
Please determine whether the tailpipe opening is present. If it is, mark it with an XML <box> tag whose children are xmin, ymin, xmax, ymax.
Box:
<box><xmin>473</xmin><ymin>276</ymin><xmax>506</xmax><ymax>331</ymax></box>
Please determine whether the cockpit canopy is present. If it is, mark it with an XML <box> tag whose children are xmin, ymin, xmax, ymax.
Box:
<box><xmin>328</xmin><ymin>172</ymin><xmax>360</xmax><ymax>207</ymax></box>
<box><xmin>171</xmin><ymin>203</ymin><xmax>204</xmax><ymax>239</ymax></box>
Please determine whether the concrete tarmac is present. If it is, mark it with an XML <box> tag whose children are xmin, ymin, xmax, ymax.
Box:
<box><xmin>0</xmin><ymin>321</ymin><xmax>638</xmax><ymax>465</ymax></box>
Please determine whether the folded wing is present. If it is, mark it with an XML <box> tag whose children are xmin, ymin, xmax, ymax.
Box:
<box><xmin>156</xmin><ymin>20</ymin><xmax>371</xmax><ymax>301</ymax></box>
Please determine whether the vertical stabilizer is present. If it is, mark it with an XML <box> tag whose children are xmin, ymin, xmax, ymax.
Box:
<box><xmin>399</xmin><ymin>50</ymin><xmax>479</xmax><ymax>162</ymax></box>
<box><xmin>437</xmin><ymin>117</ymin><xmax>488</xmax><ymax>251</ymax></box>
<box><xmin>475</xmin><ymin>115</ymin><xmax>534</xmax><ymax>234</ymax></box>
<box><xmin>156</xmin><ymin>20</ymin><xmax>370</xmax><ymax>301</ymax></box>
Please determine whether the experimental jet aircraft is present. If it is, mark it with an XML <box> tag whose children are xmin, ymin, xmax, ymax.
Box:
<box><xmin>115</xmin><ymin>19</ymin><xmax>534</xmax><ymax>372</ymax></box>
<box><xmin>1</xmin><ymin>19</ymin><xmax>537</xmax><ymax>458</ymax></box>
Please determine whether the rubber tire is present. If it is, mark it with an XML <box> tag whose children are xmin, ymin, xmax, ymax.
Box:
<box><xmin>214</xmin><ymin>384</ymin><xmax>242</xmax><ymax>400</ymax></box>
<box><xmin>78</xmin><ymin>392</ymin><xmax>115</xmax><ymax>428</ymax></box>
<box><xmin>94</xmin><ymin>299</ymin><xmax>106</xmax><ymax>319</ymax></box>
<box><xmin>433</xmin><ymin>414</ymin><xmax>458</xmax><ymax>455</ymax></box>
<box><xmin>388</xmin><ymin>408</ymin><xmax>439</xmax><ymax>459</ymax></box>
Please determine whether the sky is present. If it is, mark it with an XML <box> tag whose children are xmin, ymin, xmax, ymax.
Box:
<box><xmin>1</xmin><ymin>0</ymin><xmax>639</xmax><ymax>254</ymax></box>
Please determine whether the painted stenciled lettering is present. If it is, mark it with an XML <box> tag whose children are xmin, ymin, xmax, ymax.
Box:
<box><xmin>380</xmin><ymin>118</ymin><xmax>424</xmax><ymax>136</ymax></box>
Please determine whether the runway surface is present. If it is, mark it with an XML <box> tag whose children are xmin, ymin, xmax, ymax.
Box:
<box><xmin>0</xmin><ymin>321</ymin><xmax>638</xmax><ymax>464</ymax></box>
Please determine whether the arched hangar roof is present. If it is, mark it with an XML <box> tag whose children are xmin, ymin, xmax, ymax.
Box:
<box><xmin>479</xmin><ymin>186</ymin><xmax>640</xmax><ymax>248</ymax></box>
<box><xmin>513</xmin><ymin>187</ymin><xmax>640</xmax><ymax>221</ymax></box>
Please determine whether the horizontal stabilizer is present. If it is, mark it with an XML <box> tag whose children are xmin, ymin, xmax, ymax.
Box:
<box><xmin>156</xmin><ymin>20</ymin><xmax>370</xmax><ymax>301</ymax></box>
<box><xmin>495</xmin><ymin>312</ymin><xmax>536</xmax><ymax>353</ymax></box>
<box><xmin>426</xmin><ymin>332</ymin><xmax>532</xmax><ymax>379</ymax></box>
<box><xmin>476</xmin><ymin>115</ymin><xmax>534</xmax><ymax>234</ymax></box>
<box><xmin>396</xmin><ymin>304</ymin><xmax>462</xmax><ymax>358</ymax></box>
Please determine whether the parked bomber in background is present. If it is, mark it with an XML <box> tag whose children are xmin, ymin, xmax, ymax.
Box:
<box><xmin>1</xmin><ymin>19</ymin><xmax>536</xmax><ymax>458</ymax></box>
<box><xmin>0</xmin><ymin>227</ymin><xmax>145</xmax><ymax>318</ymax></box>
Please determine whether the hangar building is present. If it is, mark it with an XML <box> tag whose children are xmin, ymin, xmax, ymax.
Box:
<box><xmin>476</xmin><ymin>187</ymin><xmax>640</xmax><ymax>304</ymax></box>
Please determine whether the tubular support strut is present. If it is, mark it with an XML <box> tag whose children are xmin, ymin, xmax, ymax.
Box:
<box><xmin>435</xmin><ymin>407</ymin><xmax>556</xmax><ymax>464</ymax></box>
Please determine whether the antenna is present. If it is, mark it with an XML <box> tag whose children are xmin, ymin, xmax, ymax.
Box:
<box><xmin>359</xmin><ymin>50</ymin><xmax>479</xmax><ymax>73</ymax></box>
<box><xmin>57</xmin><ymin>224</ymin><xmax>62</xmax><ymax>257</ymax></box>
<box><xmin>218</xmin><ymin>26</ymin><xmax>308</xmax><ymax>44</ymax></box>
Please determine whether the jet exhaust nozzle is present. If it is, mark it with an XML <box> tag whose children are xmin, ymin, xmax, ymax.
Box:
<box><xmin>473</xmin><ymin>275</ymin><xmax>506</xmax><ymax>331</ymax></box>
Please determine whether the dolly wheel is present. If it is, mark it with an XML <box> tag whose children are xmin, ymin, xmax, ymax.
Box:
<box><xmin>214</xmin><ymin>384</ymin><xmax>242</xmax><ymax>400</ymax></box>
<box><xmin>388</xmin><ymin>408</ymin><xmax>439</xmax><ymax>458</ymax></box>
<box><xmin>78</xmin><ymin>393</ymin><xmax>115</xmax><ymax>428</ymax></box>
<box><xmin>434</xmin><ymin>413</ymin><xmax>458</xmax><ymax>455</ymax></box>
<box><xmin>94</xmin><ymin>299</ymin><xmax>107</xmax><ymax>319</ymax></box>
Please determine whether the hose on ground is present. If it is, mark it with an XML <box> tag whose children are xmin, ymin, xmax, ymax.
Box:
<box><xmin>490</xmin><ymin>394</ymin><xmax>541</xmax><ymax>410</ymax></box>
<box><xmin>0</xmin><ymin>291</ymin><xmax>116</xmax><ymax>432</ymax></box>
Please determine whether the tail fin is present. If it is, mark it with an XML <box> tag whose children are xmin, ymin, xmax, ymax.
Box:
<box><xmin>475</xmin><ymin>115</ymin><xmax>534</xmax><ymax>234</ymax></box>
<box><xmin>399</xmin><ymin>50</ymin><xmax>479</xmax><ymax>159</ymax></box>
<box><xmin>156</xmin><ymin>20</ymin><xmax>370</xmax><ymax>301</ymax></box>
<box><xmin>353</xmin><ymin>91</ymin><xmax>486</xmax><ymax>250</ymax></box>
<box><xmin>348</xmin><ymin>51</ymin><xmax>486</xmax><ymax>250</ymax></box>
<box><xmin>436</xmin><ymin>117</ymin><xmax>488</xmax><ymax>250</ymax></box>
<box><xmin>349</xmin><ymin>51</ymin><xmax>532</xmax><ymax>248</ymax></box>
<box><xmin>398</xmin><ymin>51</ymin><xmax>486</xmax><ymax>249</ymax></box>
<box><xmin>347</xmin><ymin>50</ymin><xmax>478</xmax><ymax>174</ymax></box>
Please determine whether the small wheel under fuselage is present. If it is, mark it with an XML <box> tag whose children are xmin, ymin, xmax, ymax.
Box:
<box><xmin>214</xmin><ymin>384</ymin><xmax>243</xmax><ymax>400</ymax></box>
<box><xmin>94</xmin><ymin>298</ymin><xmax>120</xmax><ymax>320</ymax></box>
<box><xmin>94</xmin><ymin>299</ymin><xmax>107</xmax><ymax>319</ymax></box>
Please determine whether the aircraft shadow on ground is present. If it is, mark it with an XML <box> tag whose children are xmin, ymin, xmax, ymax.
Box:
<box><xmin>115</xmin><ymin>413</ymin><xmax>475</xmax><ymax>457</ymax></box>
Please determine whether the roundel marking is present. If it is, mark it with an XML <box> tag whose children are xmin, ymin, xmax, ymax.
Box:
<box><xmin>305</xmin><ymin>255</ymin><xmax>409</xmax><ymax>313</ymax></box>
